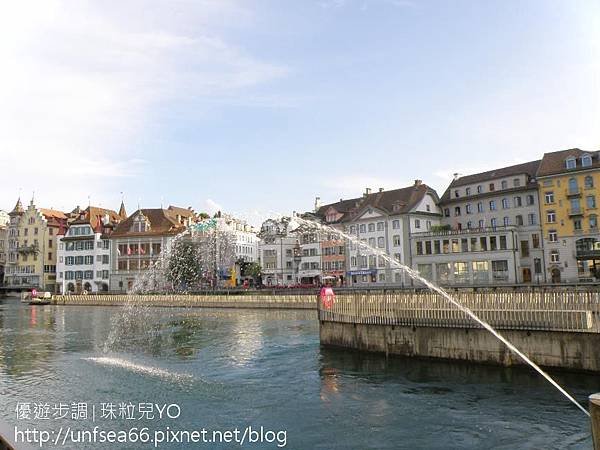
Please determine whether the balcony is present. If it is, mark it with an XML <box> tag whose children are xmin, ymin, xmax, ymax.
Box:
<box><xmin>17</xmin><ymin>244</ymin><xmax>39</xmax><ymax>255</ymax></box>
<box><xmin>568</xmin><ymin>208</ymin><xmax>584</xmax><ymax>217</ymax></box>
<box><xmin>576</xmin><ymin>249</ymin><xmax>600</xmax><ymax>260</ymax></box>
<box><xmin>566</xmin><ymin>188</ymin><xmax>581</xmax><ymax>198</ymax></box>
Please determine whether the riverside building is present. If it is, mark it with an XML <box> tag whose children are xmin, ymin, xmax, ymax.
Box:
<box><xmin>411</xmin><ymin>161</ymin><xmax>545</xmax><ymax>285</ymax></box>
<box><xmin>315</xmin><ymin>182</ymin><xmax>442</xmax><ymax>286</ymax></box>
<box><xmin>56</xmin><ymin>205</ymin><xmax>124</xmax><ymax>293</ymax></box>
<box><xmin>3</xmin><ymin>198</ymin><xmax>67</xmax><ymax>292</ymax></box>
<box><xmin>109</xmin><ymin>207</ymin><xmax>193</xmax><ymax>292</ymax></box>
<box><xmin>537</xmin><ymin>148</ymin><xmax>600</xmax><ymax>283</ymax></box>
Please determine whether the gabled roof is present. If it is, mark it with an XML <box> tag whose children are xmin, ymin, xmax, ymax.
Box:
<box><xmin>537</xmin><ymin>148</ymin><xmax>600</xmax><ymax>177</ymax></box>
<box><xmin>440</xmin><ymin>160</ymin><xmax>540</xmax><ymax>203</ymax></box>
<box><xmin>111</xmin><ymin>208</ymin><xmax>186</xmax><ymax>237</ymax></box>
<box><xmin>70</xmin><ymin>206</ymin><xmax>121</xmax><ymax>228</ymax></box>
<box><xmin>40</xmin><ymin>208</ymin><xmax>68</xmax><ymax>220</ymax></box>
<box><xmin>315</xmin><ymin>183</ymin><xmax>438</xmax><ymax>224</ymax></box>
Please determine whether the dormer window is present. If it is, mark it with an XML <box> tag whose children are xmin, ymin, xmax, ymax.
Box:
<box><xmin>566</xmin><ymin>157</ymin><xmax>576</xmax><ymax>169</ymax></box>
<box><xmin>582</xmin><ymin>154</ymin><xmax>593</xmax><ymax>167</ymax></box>
<box><xmin>132</xmin><ymin>214</ymin><xmax>150</xmax><ymax>233</ymax></box>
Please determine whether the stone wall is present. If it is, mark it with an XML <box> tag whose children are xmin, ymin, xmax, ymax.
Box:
<box><xmin>53</xmin><ymin>294</ymin><xmax>317</xmax><ymax>309</ymax></box>
<box><xmin>320</xmin><ymin>321</ymin><xmax>600</xmax><ymax>372</ymax></box>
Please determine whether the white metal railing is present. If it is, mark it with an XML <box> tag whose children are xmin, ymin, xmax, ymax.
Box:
<box><xmin>318</xmin><ymin>291</ymin><xmax>600</xmax><ymax>333</ymax></box>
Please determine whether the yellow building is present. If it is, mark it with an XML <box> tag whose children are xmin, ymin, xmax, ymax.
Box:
<box><xmin>537</xmin><ymin>149</ymin><xmax>600</xmax><ymax>283</ymax></box>
<box><xmin>4</xmin><ymin>198</ymin><xmax>67</xmax><ymax>292</ymax></box>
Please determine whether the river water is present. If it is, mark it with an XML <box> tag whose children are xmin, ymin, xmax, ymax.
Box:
<box><xmin>0</xmin><ymin>298</ymin><xmax>596</xmax><ymax>449</ymax></box>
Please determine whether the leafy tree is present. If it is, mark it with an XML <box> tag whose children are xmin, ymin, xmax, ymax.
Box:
<box><xmin>165</xmin><ymin>240</ymin><xmax>202</xmax><ymax>290</ymax></box>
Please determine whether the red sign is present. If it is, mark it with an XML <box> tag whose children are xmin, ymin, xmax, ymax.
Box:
<box><xmin>31</xmin><ymin>289</ymin><xmax>38</xmax><ymax>298</ymax></box>
<box><xmin>320</xmin><ymin>286</ymin><xmax>335</xmax><ymax>309</ymax></box>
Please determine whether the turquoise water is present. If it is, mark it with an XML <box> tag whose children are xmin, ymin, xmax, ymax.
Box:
<box><xmin>0</xmin><ymin>298</ymin><xmax>596</xmax><ymax>449</ymax></box>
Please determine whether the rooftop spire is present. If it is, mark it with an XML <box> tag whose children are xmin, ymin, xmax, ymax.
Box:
<box><xmin>118</xmin><ymin>199</ymin><xmax>127</xmax><ymax>219</ymax></box>
<box><xmin>10</xmin><ymin>197</ymin><xmax>24</xmax><ymax>216</ymax></box>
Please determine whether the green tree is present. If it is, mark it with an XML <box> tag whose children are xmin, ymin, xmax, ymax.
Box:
<box><xmin>166</xmin><ymin>240</ymin><xmax>202</xmax><ymax>290</ymax></box>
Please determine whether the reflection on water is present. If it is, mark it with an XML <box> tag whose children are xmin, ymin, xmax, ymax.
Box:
<box><xmin>0</xmin><ymin>298</ymin><xmax>597</xmax><ymax>449</ymax></box>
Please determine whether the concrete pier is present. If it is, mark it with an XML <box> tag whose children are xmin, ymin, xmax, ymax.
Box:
<box><xmin>320</xmin><ymin>321</ymin><xmax>600</xmax><ymax>371</ymax></box>
<box><xmin>319</xmin><ymin>290</ymin><xmax>600</xmax><ymax>372</ymax></box>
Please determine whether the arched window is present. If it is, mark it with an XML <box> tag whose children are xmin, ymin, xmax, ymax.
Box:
<box><xmin>585</xmin><ymin>176</ymin><xmax>594</xmax><ymax>189</ymax></box>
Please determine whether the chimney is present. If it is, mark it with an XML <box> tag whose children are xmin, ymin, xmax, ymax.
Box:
<box><xmin>364</xmin><ymin>187</ymin><xmax>372</xmax><ymax>196</ymax></box>
<box><xmin>414</xmin><ymin>179</ymin><xmax>422</xmax><ymax>186</ymax></box>
<box><xmin>379</xmin><ymin>187</ymin><xmax>384</xmax><ymax>192</ymax></box>
<box><xmin>339</xmin><ymin>198</ymin><xmax>343</xmax><ymax>202</ymax></box>
<box><xmin>314</xmin><ymin>197</ymin><xmax>321</xmax><ymax>212</ymax></box>
<box><xmin>453</xmin><ymin>173</ymin><xmax>461</xmax><ymax>181</ymax></box>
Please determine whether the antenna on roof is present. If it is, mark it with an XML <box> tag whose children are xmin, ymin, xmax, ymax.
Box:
<box><xmin>160</xmin><ymin>196</ymin><xmax>164</xmax><ymax>209</ymax></box>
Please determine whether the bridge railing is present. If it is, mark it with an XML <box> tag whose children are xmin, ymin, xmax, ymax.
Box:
<box><xmin>318</xmin><ymin>291</ymin><xmax>600</xmax><ymax>333</ymax></box>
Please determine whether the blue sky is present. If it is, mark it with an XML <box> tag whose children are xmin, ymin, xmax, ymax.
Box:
<box><xmin>1</xmin><ymin>0</ymin><xmax>598</xmax><ymax>224</ymax></box>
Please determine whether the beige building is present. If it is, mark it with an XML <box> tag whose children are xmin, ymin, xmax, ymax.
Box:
<box><xmin>4</xmin><ymin>198</ymin><xmax>67</xmax><ymax>292</ymax></box>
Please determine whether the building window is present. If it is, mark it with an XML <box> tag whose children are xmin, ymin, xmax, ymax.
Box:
<box><xmin>590</xmin><ymin>215</ymin><xmax>598</xmax><ymax>229</ymax></box>
<box><xmin>499</xmin><ymin>235</ymin><xmax>507</xmax><ymax>250</ymax></box>
<box><xmin>477</xmin><ymin>185</ymin><xmax>483</xmax><ymax>194</ymax></box>
<box><xmin>478</xmin><ymin>219</ymin><xmax>485</xmax><ymax>228</ymax></box>
<box><xmin>376</xmin><ymin>222</ymin><xmax>384</xmax><ymax>231</ymax></box>
<box><xmin>514</xmin><ymin>196</ymin><xmax>522</xmax><ymax>207</ymax></box>
<box><xmin>548</xmin><ymin>230</ymin><xmax>558</xmax><ymax>242</ymax></box>
<box><xmin>528</xmin><ymin>213</ymin><xmax>536</xmax><ymax>225</ymax></box>
<box><xmin>526</xmin><ymin>195</ymin><xmax>534</xmax><ymax>206</ymax></box>
<box><xmin>454</xmin><ymin>190</ymin><xmax>460</xmax><ymax>198</ymax></box>
<box><xmin>415</xmin><ymin>219</ymin><xmax>421</xmax><ymax>229</ymax></box>
<box><xmin>490</xmin><ymin>218</ymin><xmax>497</xmax><ymax>228</ymax></box>
<box><xmin>465</xmin><ymin>204</ymin><xmax>472</xmax><ymax>214</ymax></box>
<box><xmin>393</xmin><ymin>235</ymin><xmax>401</xmax><ymax>246</ymax></box>
<box><xmin>545</xmin><ymin>192</ymin><xmax>554</xmax><ymax>204</ymax></box>
<box><xmin>489</xmin><ymin>183</ymin><xmax>495</xmax><ymax>191</ymax></box>
<box><xmin>417</xmin><ymin>241</ymin><xmax>423</xmax><ymax>255</ymax></box>
<box><xmin>466</xmin><ymin>187</ymin><xmax>471</xmax><ymax>196</ymax></box>
<box><xmin>585</xmin><ymin>176</ymin><xmax>594</xmax><ymax>189</ymax></box>
<box><xmin>568</xmin><ymin>177</ymin><xmax>579</xmax><ymax>194</ymax></box>
<box><xmin>444</xmin><ymin>208</ymin><xmax>450</xmax><ymax>217</ymax></box>
<box><xmin>502</xmin><ymin>198</ymin><xmax>509</xmax><ymax>209</ymax></box>
<box><xmin>377</xmin><ymin>236</ymin><xmax>385</xmax><ymax>248</ymax></box>
<box><xmin>477</xmin><ymin>202</ymin><xmax>484</xmax><ymax>213</ymax></box>
<box><xmin>503</xmin><ymin>216</ymin><xmax>510</xmax><ymax>226</ymax></box>
<box><xmin>550</xmin><ymin>250</ymin><xmax>560</xmax><ymax>263</ymax></box>
<box><xmin>501</xmin><ymin>180</ymin><xmax>508</xmax><ymax>189</ymax></box>
<box><xmin>392</xmin><ymin>220</ymin><xmax>400</xmax><ymax>229</ymax></box>
<box><xmin>359</xmin><ymin>224</ymin><xmax>366</xmax><ymax>233</ymax></box>
<box><xmin>532</xmin><ymin>234</ymin><xmax>540</xmax><ymax>248</ymax></box>
<box><xmin>489</xmin><ymin>200</ymin><xmax>496</xmax><ymax>211</ymax></box>
<box><xmin>587</xmin><ymin>195</ymin><xmax>596</xmax><ymax>209</ymax></box>
<box><xmin>454</xmin><ymin>262</ymin><xmax>469</xmax><ymax>283</ymax></box>
<box><xmin>513</xmin><ymin>178</ymin><xmax>521</xmax><ymax>187</ymax></box>
<box><xmin>349</xmin><ymin>225</ymin><xmax>356</xmax><ymax>234</ymax></box>
<box><xmin>546</xmin><ymin>211</ymin><xmax>556</xmax><ymax>223</ymax></box>
<box><xmin>520</xmin><ymin>240</ymin><xmax>529</xmax><ymax>258</ymax></box>
<box><xmin>491</xmin><ymin>260</ymin><xmax>509</xmax><ymax>282</ymax></box>
<box><xmin>368</xmin><ymin>223</ymin><xmax>375</xmax><ymax>232</ymax></box>
<box><xmin>574</xmin><ymin>219</ymin><xmax>582</xmax><ymax>230</ymax></box>
<box><xmin>466</xmin><ymin>221</ymin><xmax>472</xmax><ymax>229</ymax></box>
<box><xmin>566</xmin><ymin>157</ymin><xmax>576</xmax><ymax>169</ymax></box>
<box><xmin>582</xmin><ymin>155</ymin><xmax>592</xmax><ymax>167</ymax></box>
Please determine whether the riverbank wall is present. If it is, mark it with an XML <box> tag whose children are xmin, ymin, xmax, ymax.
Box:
<box><xmin>53</xmin><ymin>293</ymin><xmax>318</xmax><ymax>309</ymax></box>
<box><xmin>320</xmin><ymin>321</ymin><xmax>600</xmax><ymax>371</ymax></box>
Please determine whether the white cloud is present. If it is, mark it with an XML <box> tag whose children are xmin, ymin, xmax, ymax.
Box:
<box><xmin>0</xmin><ymin>0</ymin><xmax>287</xmax><ymax>211</ymax></box>
<box><xmin>319</xmin><ymin>174</ymin><xmax>411</xmax><ymax>201</ymax></box>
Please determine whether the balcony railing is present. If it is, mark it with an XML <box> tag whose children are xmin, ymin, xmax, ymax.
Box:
<box><xmin>568</xmin><ymin>208</ymin><xmax>584</xmax><ymax>217</ymax></box>
<box><xmin>566</xmin><ymin>188</ymin><xmax>582</xmax><ymax>198</ymax></box>
<box><xmin>17</xmin><ymin>244</ymin><xmax>39</xmax><ymax>255</ymax></box>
